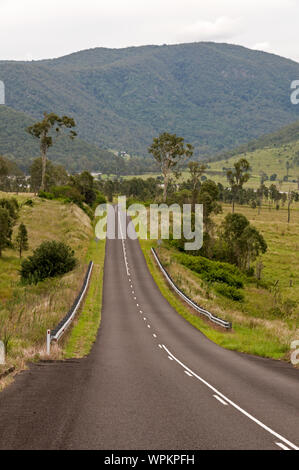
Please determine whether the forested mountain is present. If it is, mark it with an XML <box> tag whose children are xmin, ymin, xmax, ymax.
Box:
<box><xmin>0</xmin><ymin>106</ymin><xmax>153</xmax><ymax>174</ymax></box>
<box><xmin>1</xmin><ymin>42</ymin><xmax>299</xmax><ymax>160</ymax></box>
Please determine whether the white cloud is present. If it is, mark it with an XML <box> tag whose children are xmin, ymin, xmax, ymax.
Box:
<box><xmin>251</xmin><ymin>42</ymin><xmax>272</xmax><ymax>53</ymax></box>
<box><xmin>177</xmin><ymin>17</ymin><xmax>241</xmax><ymax>42</ymax></box>
<box><xmin>0</xmin><ymin>1</ymin><xmax>298</xmax><ymax>62</ymax></box>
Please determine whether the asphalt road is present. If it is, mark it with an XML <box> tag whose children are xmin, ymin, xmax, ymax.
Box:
<box><xmin>0</xmin><ymin>206</ymin><xmax>298</xmax><ymax>450</ymax></box>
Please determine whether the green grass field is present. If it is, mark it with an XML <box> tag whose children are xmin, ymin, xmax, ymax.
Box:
<box><xmin>208</xmin><ymin>142</ymin><xmax>299</xmax><ymax>191</ymax></box>
<box><xmin>122</xmin><ymin>137</ymin><xmax>299</xmax><ymax>193</ymax></box>
<box><xmin>64</xmin><ymin>237</ymin><xmax>106</xmax><ymax>358</ymax></box>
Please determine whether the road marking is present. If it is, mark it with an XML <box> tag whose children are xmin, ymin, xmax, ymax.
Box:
<box><xmin>136</xmin><ymin>303</ymin><xmax>139</xmax><ymax>307</ymax></box>
<box><xmin>132</xmin><ymin>290</ymin><xmax>135</xmax><ymax>294</ymax></box>
<box><xmin>275</xmin><ymin>442</ymin><xmax>291</xmax><ymax>451</ymax></box>
<box><xmin>158</xmin><ymin>344</ymin><xmax>162</xmax><ymax>349</ymax></box>
<box><xmin>168</xmin><ymin>356</ymin><xmax>173</xmax><ymax>361</ymax></box>
<box><xmin>139</xmin><ymin>310</ymin><xmax>143</xmax><ymax>314</ymax></box>
<box><xmin>213</xmin><ymin>395</ymin><xmax>228</xmax><ymax>406</ymax></box>
<box><xmin>118</xmin><ymin>211</ymin><xmax>130</xmax><ymax>276</ymax></box>
<box><xmin>162</xmin><ymin>345</ymin><xmax>299</xmax><ymax>451</ymax></box>
<box><xmin>184</xmin><ymin>371</ymin><xmax>192</xmax><ymax>377</ymax></box>
<box><xmin>153</xmin><ymin>334</ymin><xmax>157</xmax><ymax>338</ymax></box>
<box><xmin>147</xmin><ymin>325</ymin><xmax>151</xmax><ymax>328</ymax></box>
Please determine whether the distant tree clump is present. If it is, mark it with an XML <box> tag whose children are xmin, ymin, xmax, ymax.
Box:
<box><xmin>20</xmin><ymin>241</ymin><xmax>77</xmax><ymax>284</ymax></box>
<box><xmin>187</xmin><ymin>161</ymin><xmax>206</xmax><ymax>213</ymax></box>
<box><xmin>0</xmin><ymin>198</ymin><xmax>19</xmax><ymax>257</ymax></box>
<box><xmin>15</xmin><ymin>223</ymin><xmax>29</xmax><ymax>258</ymax></box>
<box><xmin>226</xmin><ymin>158</ymin><xmax>251</xmax><ymax>213</ymax></box>
<box><xmin>0</xmin><ymin>156</ymin><xmax>9</xmax><ymax>189</ymax></box>
<box><xmin>149</xmin><ymin>132</ymin><xmax>193</xmax><ymax>202</ymax></box>
<box><xmin>69</xmin><ymin>171</ymin><xmax>97</xmax><ymax>206</ymax></box>
<box><xmin>219</xmin><ymin>213</ymin><xmax>267</xmax><ymax>270</ymax></box>
<box><xmin>27</xmin><ymin>113</ymin><xmax>77</xmax><ymax>192</ymax></box>
<box><xmin>0</xmin><ymin>208</ymin><xmax>12</xmax><ymax>257</ymax></box>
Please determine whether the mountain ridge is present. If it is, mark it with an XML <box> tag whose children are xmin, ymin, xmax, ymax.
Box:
<box><xmin>1</xmin><ymin>41</ymin><xmax>299</xmax><ymax>160</ymax></box>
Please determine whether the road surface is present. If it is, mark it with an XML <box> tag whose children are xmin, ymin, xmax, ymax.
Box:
<box><xmin>0</xmin><ymin>206</ymin><xmax>298</xmax><ymax>450</ymax></box>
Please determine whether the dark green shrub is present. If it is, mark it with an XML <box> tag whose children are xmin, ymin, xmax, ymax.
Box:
<box><xmin>50</xmin><ymin>185</ymin><xmax>83</xmax><ymax>204</ymax></box>
<box><xmin>20</xmin><ymin>241</ymin><xmax>77</xmax><ymax>284</ymax></box>
<box><xmin>78</xmin><ymin>202</ymin><xmax>94</xmax><ymax>220</ymax></box>
<box><xmin>38</xmin><ymin>191</ymin><xmax>54</xmax><ymax>200</ymax></box>
<box><xmin>214</xmin><ymin>283</ymin><xmax>244</xmax><ymax>301</ymax></box>
<box><xmin>24</xmin><ymin>199</ymin><xmax>34</xmax><ymax>206</ymax></box>
<box><xmin>201</xmin><ymin>268</ymin><xmax>243</xmax><ymax>288</ymax></box>
<box><xmin>93</xmin><ymin>191</ymin><xmax>107</xmax><ymax>207</ymax></box>
<box><xmin>0</xmin><ymin>198</ymin><xmax>19</xmax><ymax>220</ymax></box>
<box><xmin>175</xmin><ymin>252</ymin><xmax>244</xmax><ymax>288</ymax></box>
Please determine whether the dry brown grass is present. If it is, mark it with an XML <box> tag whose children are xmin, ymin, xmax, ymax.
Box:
<box><xmin>0</xmin><ymin>194</ymin><xmax>93</xmax><ymax>374</ymax></box>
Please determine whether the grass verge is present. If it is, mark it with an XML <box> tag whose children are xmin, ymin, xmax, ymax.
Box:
<box><xmin>0</xmin><ymin>195</ymin><xmax>93</xmax><ymax>373</ymax></box>
<box><xmin>140</xmin><ymin>238</ymin><xmax>290</xmax><ymax>360</ymax></box>
<box><xmin>63</xmin><ymin>237</ymin><xmax>106</xmax><ymax>358</ymax></box>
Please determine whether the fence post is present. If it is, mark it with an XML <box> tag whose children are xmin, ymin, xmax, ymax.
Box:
<box><xmin>46</xmin><ymin>330</ymin><xmax>51</xmax><ymax>355</ymax></box>
<box><xmin>0</xmin><ymin>341</ymin><xmax>5</xmax><ymax>365</ymax></box>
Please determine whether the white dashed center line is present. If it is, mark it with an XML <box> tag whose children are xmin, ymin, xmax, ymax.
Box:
<box><xmin>213</xmin><ymin>395</ymin><xmax>228</xmax><ymax>406</ymax></box>
<box><xmin>276</xmin><ymin>442</ymin><xmax>291</xmax><ymax>451</ymax></box>
<box><xmin>162</xmin><ymin>344</ymin><xmax>299</xmax><ymax>451</ymax></box>
<box><xmin>184</xmin><ymin>371</ymin><xmax>192</xmax><ymax>377</ymax></box>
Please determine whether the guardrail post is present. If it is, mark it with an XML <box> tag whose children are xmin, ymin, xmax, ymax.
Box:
<box><xmin>0</xmin><ymin>340</ymin><xmax>5</xmax><ymax>365</ymax></box>
<box><xmin>46</xmin><ymin>330</ymin><xmax>51</xmax><ymax>355</ymax></box>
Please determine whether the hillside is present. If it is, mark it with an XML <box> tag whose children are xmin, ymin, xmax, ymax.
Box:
<box><xmin>215</xmin><ymin>120</ymin><xmax>299</xmax><ymax>161</ymax></box>
<box><xmin>208</xmin><ymin>122</ymin><xmax>299</xmax><ymax>190</ymax></box>
<box><xmin>0</xmin><ymin>106</ymin><xmax>120</xmax><ymax>173</ymax></box>
<box><xmin>0</xmin><ymin>194</ymin><xmax>93</xmax><ymax>373</ymax></box>
<box><xmin>1</xmin><ymin>42</ymin><xmax>299</xmax><ymax>158</ymax></box>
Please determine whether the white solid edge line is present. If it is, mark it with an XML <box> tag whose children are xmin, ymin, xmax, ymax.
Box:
<box><xmin>118</xmin><ymin>211</ymin><xmax>130</xmax><ymax>276</ymax></box>
<box><xmin>213</xmin><ymin>394</ymin><xmax>228</xmax><ymax>406</ymax></box>
<box><xmin>162</xmin><ymin>344</ymin><xmax>298</xmax><ymax>451</ymax></box>
<box><xmin>276</xmin><ymin>442</ymin><xmax>290</xmax><ymax>451</ymax></box>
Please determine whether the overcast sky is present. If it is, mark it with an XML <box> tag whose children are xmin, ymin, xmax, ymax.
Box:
<box><xmin>0</xmin><ymin>0</ymin><xmax>298</xmax><ymax>62</ymax></box>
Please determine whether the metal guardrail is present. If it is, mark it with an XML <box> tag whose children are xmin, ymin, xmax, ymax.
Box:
<box><xmin>0</xmin><ymin>341</ymin><xmax>5</xmax><ymax>365</ymax></box>
<box><xmin>46</xmin><ymin>261</ymin><xmax>94</xmax><ymax>354</ymax></box>
<box><xmin>151</xmin><ymin>248</ymin><xmax>232</xmax><ymax>330</ymax></box>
